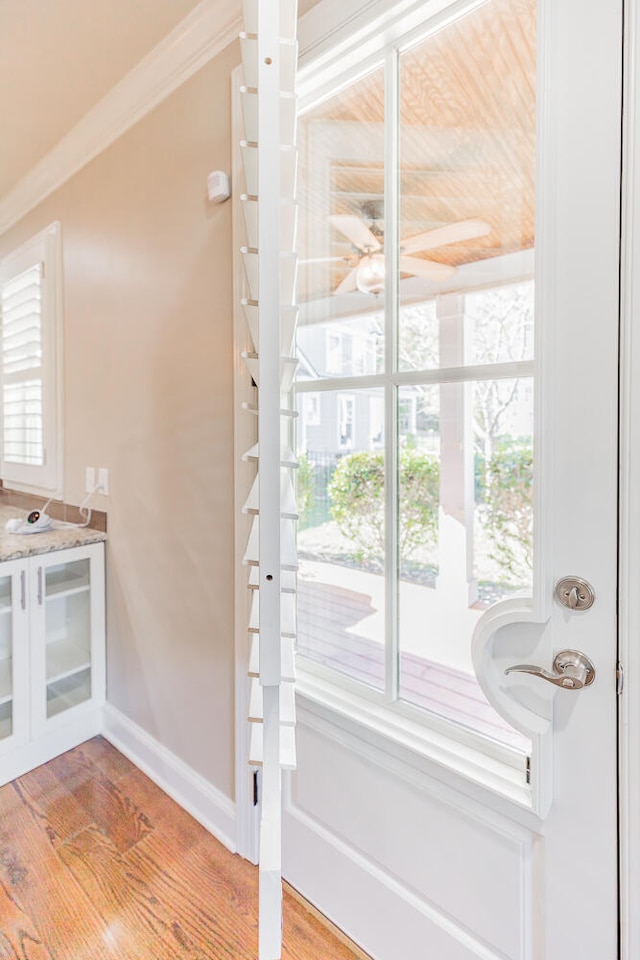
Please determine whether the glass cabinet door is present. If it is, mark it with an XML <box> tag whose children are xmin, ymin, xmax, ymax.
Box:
<box><xmin>43</xmin><ymin>557</ymin><xmax>92</xmax><ymax>719</ymax></box>
<box><xmin>0</xmin><ymin>574</ymin><xmax>13</xmax><ymax>740</ymax></box>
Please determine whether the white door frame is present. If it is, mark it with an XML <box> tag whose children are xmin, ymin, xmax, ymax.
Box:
<box><xmin>619</xmin><ymin>0</ymin><xmax>640</xmax><ymax>955</ymax></box>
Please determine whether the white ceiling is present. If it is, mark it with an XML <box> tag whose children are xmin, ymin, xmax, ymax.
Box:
<box><xmin>0</xmin><ymin>0</ymin><xmax>205</xmax><ymax>201</ymax></box>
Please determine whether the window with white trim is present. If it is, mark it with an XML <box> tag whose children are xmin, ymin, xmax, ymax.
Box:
<box><xmin>0</xmin><ymin>223</ymin><xmax>63</xmax><ymax>497</ymax></box>
<box><xmin>295</xmin><ymin>0</ymin><xmax>536</xmax><ymax>771</ymax></box>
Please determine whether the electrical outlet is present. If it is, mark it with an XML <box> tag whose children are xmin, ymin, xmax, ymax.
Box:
<box><xmin>85</xmin><ymin>467</ymin><xmax>96</xmax><ymax>493</ymax></box>
<box><xmin>97</xmin><ymin>467</ymin><xmax>109</xmax><ymax>496</ymax></box>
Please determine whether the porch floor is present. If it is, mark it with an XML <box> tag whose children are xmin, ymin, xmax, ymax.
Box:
<box><xmin>298</xmin><ymin>563</ymin><xmax>529</xmax><ymax>753</ymax></box>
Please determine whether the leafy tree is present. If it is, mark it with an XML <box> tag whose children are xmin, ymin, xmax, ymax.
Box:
<box><xmin>482</xmin><ymin>439</ymin><xmax>533</xmax><ymax>583</ymax></box>
<box><xmin>296</xmin><ymin>451</ymin><xmax>315</xmax><ymax>527</ymax></box>
<box><xmin>398</xmin><ymin>448</ymin><xmax>440</xmax><ymax>556</ymax></box>
<box><xmin>468</xmin><ymin>283</ymin><xmax>534</xmax><ymax>462</ymax></box>
<box><xmin>328</xmin><ymin>451</ymin><xmax>385</xmax><ymax>561</ymax></box>
<box><xmin>328</xmin><ymin>449</ymin><xmax>439</xmax><ymax>562</ymax></box>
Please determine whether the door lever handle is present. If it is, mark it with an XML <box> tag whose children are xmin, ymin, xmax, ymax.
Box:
<box><xmin>505</xmin><ymin>649</ymin><xmax>596</xmax><ymax>690</ymax></box>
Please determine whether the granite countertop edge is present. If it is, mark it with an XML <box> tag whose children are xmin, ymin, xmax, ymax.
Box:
<box><xmin>0</xmin><ymin>505</ymin><xmax>106</xmax><ymax>562</ymax></box>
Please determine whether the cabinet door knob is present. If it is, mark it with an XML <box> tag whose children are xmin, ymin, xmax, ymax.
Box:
<box><xmin>20</xmin><ymin>570</ymin><xmax>26</xmax><ymax>610</ymax></box>
<box><xmin>37</xmin><ymin>567</ymin><xmax>43</xmax><ymax>605</ymax></box>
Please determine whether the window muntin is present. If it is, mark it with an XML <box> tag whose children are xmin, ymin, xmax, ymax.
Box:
<box><xmin>295</xmin><ymin>0</ymin><xmax>535</xmax><ymax>759</ymax></box>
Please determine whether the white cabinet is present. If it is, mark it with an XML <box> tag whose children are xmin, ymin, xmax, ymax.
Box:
<box><xmin>0</xmin><ymin>542</ymin><xmax>105</xmax><ymax>784</ymax></box>
<box><xmin>0</xmin><ymin>559</ymin><xmax>30</xmax><ymax>753</ymax></box>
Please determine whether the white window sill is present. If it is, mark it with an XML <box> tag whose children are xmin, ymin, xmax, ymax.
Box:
<box><xmin>295</xmin><ymin>666</ymin><xmax>537</xmax><ymax>818</ymax></box>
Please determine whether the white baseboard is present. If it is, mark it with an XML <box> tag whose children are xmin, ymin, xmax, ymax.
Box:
<box><xmin>102</xmin><ymin>703</ymin><xmax>236</xmax><ymax>853</ymax></box>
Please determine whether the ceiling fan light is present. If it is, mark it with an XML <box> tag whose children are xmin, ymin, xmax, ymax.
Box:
<box><xmin>356</xmin><ymin>253</ymin><xmax>385</xmax><ymax>296</ymax></box>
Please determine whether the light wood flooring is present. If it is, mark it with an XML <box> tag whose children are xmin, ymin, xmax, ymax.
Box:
<box><xmin>0</xmin><ymin>737</ymin><xmax>363</xmax><ymax>960</ymax></box>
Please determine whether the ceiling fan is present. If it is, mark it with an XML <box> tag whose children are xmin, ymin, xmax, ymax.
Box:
<box><xmin>310</xmin><ymin>212</ymin><xmax>491</xmax><ymax>296</ymax></box>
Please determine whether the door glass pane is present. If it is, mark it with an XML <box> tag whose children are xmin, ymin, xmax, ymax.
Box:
<box><xmin>295</xmin><ymin>0</ymin><xmax>536</xmax><ymax>759</ymax></box>
<box><xmin>45</xmin><ymin>559</ymin><xmax>91</xmax><ymax>719</ymax></box>
<box><xmin>398</xmin><ymin>0</ymin><xmax>536</xmax><ymax>372</ymax></box>
<box><xmin>395</xmin><ymin>0</ymin><xmax>535</xmax><ymax>753</ymax></box>
<box><xmin>297</xmin><ymin>388</ymin><xmax>385</xmax><ymax>691</ymax></box>
<box><xmin>0</xmin><ymin>576</ymin><xmax>12</xmax><ymax>739</ymax></box>
<box><xmin>398</xmin><ymin>379</ymin><xmax>533</xmax><ymax>750</ymax></box>
<box><xmin>297</xmin><ymin>66</ymin><xmax>386</xmax><ymax>378</ymax></box>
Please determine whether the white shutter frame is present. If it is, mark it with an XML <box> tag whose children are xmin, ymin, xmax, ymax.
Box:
<box><xmin>237</xmin><ymin>2</ymin><xmax>299</xmax><ymax>956</ymax></box>
<box><xmin>0</xmin><ymin>222</ymin><xmax>63</xmax><ymax>496</ymax></box>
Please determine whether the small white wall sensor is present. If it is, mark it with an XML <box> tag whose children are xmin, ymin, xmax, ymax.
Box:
<box><xmin>207</xmin><ymin>170</ymin><xmax>231</xmax><ymax>203</ymax></box>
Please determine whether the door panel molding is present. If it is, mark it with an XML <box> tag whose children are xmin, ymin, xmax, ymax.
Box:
<box><xmin>285</xmin><ymin>717</ymin><xmax>538</xmax><ymax>960</ymax></box>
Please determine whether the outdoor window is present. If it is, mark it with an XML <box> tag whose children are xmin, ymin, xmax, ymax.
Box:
<box><xmin>326</xmin><ymin>332</ymin><xmax>342</xmax><ymax>373</ymax></box>
<box><xmin>304</xmin><ymin>392</ymin><xmax>321</xmax><ymax>426</ymax></box>
<box><xmin>337</xmin><ymin>394</ymin><xmax>355</xmax><ymax>449</ymax></box>
<box><xmin>295</xmin><ymin>0</ymin><xmax>536</xmax><ymax>760</ymax></box>
<box><xmin>0</xmin><ymin>223</ymin><xmax>63</xmax><ymax>497</ymax></box>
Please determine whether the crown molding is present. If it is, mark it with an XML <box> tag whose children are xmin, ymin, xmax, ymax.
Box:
<box><xmin>0</xmin><ymin>0</ymin><xmax>242</xmax><ymax>237</ymax></box>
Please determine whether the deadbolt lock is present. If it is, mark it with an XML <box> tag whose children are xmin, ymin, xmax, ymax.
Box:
<box><xmin>554</xmin><ymin>576</ymin><xmax>595</xmax><ymax>611</ymax></box>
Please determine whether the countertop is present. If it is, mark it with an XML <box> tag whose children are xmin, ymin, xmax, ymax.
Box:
<box><xmin>0</xmin><ymin>504</ymin><xmax>106</xmax><ymax>562</ymax></box>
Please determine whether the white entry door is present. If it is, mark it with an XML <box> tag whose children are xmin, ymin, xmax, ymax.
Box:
<box><xmin>285</xmin><ymin>0</ymin><xmax>622</xmax><ymax>957</ymax></box>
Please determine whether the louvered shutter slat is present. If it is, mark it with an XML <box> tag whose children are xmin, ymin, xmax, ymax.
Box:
<box><xmin>0</xmin><ymin>263</ymin><xmax>45</xmax><ymax>466</ymax></box>
<box><xmin>3</xmin><ymin>414</ymin><xmax>44</xmax><ymax>460</ymax></box>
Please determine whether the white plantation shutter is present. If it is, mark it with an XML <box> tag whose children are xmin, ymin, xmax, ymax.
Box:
<box><xmin>0</xmin><ymin>222</ymin><xmax>62</xmax><ymax>495</ymax></box>
<box><xmin>237</xmin><ymin>3</ymin><xmax>299</xmax><ymax>957</ymax></box>
<box><xmin>1</xmin><ymin>263</ymin><xmax>45</xmax><ymax>465</ymax></box>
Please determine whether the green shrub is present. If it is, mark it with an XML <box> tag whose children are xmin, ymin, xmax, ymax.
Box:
<box><xmin>482</xmin><ymin>439</ymin><xmax>533</xmax><ymax>582</ymax></box>
<box><xmin>328</xmin><ymin>449</ymin><xmax>439</xmax><ymax>562</ymax></box>
<box><xmin>296</xmin><ymin>451</ymin><xmax>315</xmax><ymax>526</ymax></box>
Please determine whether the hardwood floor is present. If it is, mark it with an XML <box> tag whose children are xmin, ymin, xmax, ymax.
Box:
<box><xmin>0</xmin><ymin>737</ymin><xmax>363</xmax><ymax>960</ymax></box>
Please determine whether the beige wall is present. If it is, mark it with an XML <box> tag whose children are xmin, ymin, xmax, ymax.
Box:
<box><xmin>0</xmin><ymin>41</ymin><xmax>240</xmax><ymax>797</ymax></box>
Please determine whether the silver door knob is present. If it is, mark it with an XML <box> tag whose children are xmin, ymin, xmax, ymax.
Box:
<box><xmin>505</xmin><ymin>649</ymin><xmax>596</xmax><ymax>689</ymax></box>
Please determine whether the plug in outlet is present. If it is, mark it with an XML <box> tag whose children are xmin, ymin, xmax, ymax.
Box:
<box><xmin>97</xmin><ymin>467</ymin><xmax>109</xmax><ymax>496</ymax></box>
<box><xmin>85</xmin><ymin>467</ymin><xmax>96</xmax><ymax>494</ymax></box>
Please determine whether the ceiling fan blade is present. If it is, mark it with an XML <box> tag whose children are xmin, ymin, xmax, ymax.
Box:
<box><xmin>401</xmin><ymin>218</ymin><xmax>491</xmax><ymax>256</ymax></box>
<box><xmin>330</xmin><ymin>215</ymin><xmax>381</xmax><ymax>252</ymax></box>
<box><xmin>400</xmin><ymin>256</ymin><xmax>456</xmax><ymax>281</ymax></box>
<box><xmin>333</xmin><ymin>267</ymin><xmax>359</xmax><ymax>294</ymax></box>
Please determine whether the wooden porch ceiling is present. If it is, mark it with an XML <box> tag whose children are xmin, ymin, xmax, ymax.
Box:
<box><xmin>297</xmin><ymin>0</ymin><xmax>536</xmax><ymax>303</ymax></box>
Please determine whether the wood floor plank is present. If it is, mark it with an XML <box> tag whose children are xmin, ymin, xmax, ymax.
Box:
<box><xmin>48</xmin><ymin>749</ymin><xmax>152</xmax><ymax>853</ymax></box>
<box><xmin>0</xmin><ymin>738</ymin><xmax>366</xmax><ymax>960</ymax></box>
<box><xmin>117</xmin><ymin>767</ymin><xmax>258</xmax><ymax>890</ymax></box>
<box><xmin>15</xmin><ymin>766</ymin><xmax>93</xmax><ymax>845</ymax></box>
<box><xmin>124</xmin><ymin>829</ymin><xmax>258</xmax><ymax>959</ymax></box>
<box><xmin>0</xmin><ymin>785</ymin><xmax>114</xmax><ymax>960</ymax></box>
<box><xmin>0</xmin><ymin>780</ymin><xmax>25</xmax><ymax>820</ymax></box>
<box><xmin>73</xmin><ymin>737</ymin><xmax>137</xmax><ymax>784</ymax></box>
<box><xmin>0</xmin><ymin>878</ymin><xmax>54</xmax><ymax>960</ymax></box>
<box><xmin>117</xmin><ymin>769</ymin><xmax>258</xmax><ymax>957</ymax></box>
<box><xmin>118</xmin><ymin>767</ymin><xmax>365</xmax><ymax>960</ymax></box>
<box><xmin>112</xmin><ymin>766</ymin><xmax>223</xmax><ymax>848</ymax></box>
<box><xmin>282</xmin><ymin>893</ymin><xmax>370</xmax><ymax>960</ymax></box>
<box><xmin>58</xmin><ymin>825</ymin><xmax>206</xmax><ymax>960</ymax></box>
